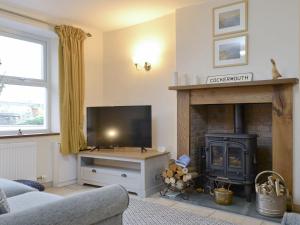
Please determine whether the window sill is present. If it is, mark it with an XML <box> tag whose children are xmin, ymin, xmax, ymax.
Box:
<box><xmin>0</xmin><ymin>132</ymin><xmax>60</xmax><ymax>139</ymax></box>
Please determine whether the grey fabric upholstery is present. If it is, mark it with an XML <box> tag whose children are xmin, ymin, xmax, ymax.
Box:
<box><xmin>281</xmin><ymin>213</ymin><xmax>300</xmax><ymax>225</ymax></box>
<box><xmin>0</xmin><ymin>184</ymin><xmax>129</xmax><ymax>225</ymax></box>
<box><xmin>0</xmin><ymin>179</ymin><xmax>37</xmax><ymax>198</ymax></box>
<box><xmin>0</xmin><ymin>189</ymin><xmax>10</xmax><ymax>215</ymax></box>
<box><xmin>8</xmin><ymin>191</ymin><xmax>62</xmax><ymax>213</ymax></box>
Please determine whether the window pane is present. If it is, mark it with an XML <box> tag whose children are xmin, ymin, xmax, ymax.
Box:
<box><xmin>0</xmin><ymin>84</ymin><xmax>47</xmax><ymax>131</ymax></box>
<box><xmin>0</xmin><ymin>35</ymin><xmax>44</xmax><ymax>79</ymax></box>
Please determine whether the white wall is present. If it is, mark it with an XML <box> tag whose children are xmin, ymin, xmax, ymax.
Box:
<box><xmin>176</xmin><ymin>0</ymin><xmax>300</xmax><ymax>204</ymax></box>
<box><xmin>176</xmin><ymin>0</ymin><xmax>299</xmax><ymax>80</ymax></box>
<box><xmin>103</xmin><ymin>14</ymin><xmax>177</xmax><ymax>158</ymax></box>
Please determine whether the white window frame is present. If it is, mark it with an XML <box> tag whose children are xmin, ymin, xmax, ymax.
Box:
<box><xmin>0</xmin><ymin>28</ymin><xmax>51</xmax><ymax>135</ymax></box>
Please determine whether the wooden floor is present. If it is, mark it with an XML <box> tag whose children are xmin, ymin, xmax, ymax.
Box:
<box><xmin>46</xmin><ymin>184</ymin><xmax>279</xmax><ymax>225</ymax></box>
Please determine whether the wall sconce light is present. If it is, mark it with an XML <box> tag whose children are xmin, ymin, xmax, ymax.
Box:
<box><xmin>134</xmin><ymin>62</ymin><xmax>151</xmax><ymax>71</ymax></box>
<box><xmin>132</xmin><ymin>39</ymin><xmax>161</xmax><ymax>72</ymax></box>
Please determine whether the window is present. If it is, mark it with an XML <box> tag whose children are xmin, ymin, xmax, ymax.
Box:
<box><xmin>0</xmin><ymin>31</ymin><xmax>49</xmax><ymax>134</ymax></box>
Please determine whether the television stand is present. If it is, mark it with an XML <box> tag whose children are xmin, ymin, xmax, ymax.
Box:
<box><xmin>78</xmin><ymin>148</ymin><xmax>169</xmax><ymax>197</ymax></box>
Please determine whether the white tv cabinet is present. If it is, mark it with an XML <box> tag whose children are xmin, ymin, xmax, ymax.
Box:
<box><xmin>78</xmin><ymin>149</ymin><xmax>169</xmax><ymax>197</ymax></box>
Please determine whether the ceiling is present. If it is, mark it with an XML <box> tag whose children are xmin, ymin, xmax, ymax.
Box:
<box><xmin>0</xmin><ymin>0</ymin><xmax>204</xmax><ymax>31</ymax></box>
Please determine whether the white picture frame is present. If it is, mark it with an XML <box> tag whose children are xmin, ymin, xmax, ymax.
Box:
<box><xmin>213</xmin><ymin>1</ymin><xmax>248</xmax><ymax>37</ymax></box>
<box><xmin>214</xmin><ymin>35</ymin><xmax>248</xmax><ymax>68</ymax></box>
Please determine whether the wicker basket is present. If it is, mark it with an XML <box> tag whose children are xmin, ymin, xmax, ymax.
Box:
<box><xmin>255</xmin><ymin>170</ymin><xmax>287</xmax><ymax>217</ymax></box>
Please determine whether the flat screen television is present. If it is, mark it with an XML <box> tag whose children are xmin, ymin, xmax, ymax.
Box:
<box><xmin>87</xmin><ymin>105</ymin><xmax>152</xmax><ymax>149</ymax></box>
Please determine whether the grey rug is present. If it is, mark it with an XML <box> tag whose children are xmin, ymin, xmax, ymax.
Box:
<box><xmin>123</xmin><ymin>198</ymin><xmax>234</xmax><ymax>225</ymax></box>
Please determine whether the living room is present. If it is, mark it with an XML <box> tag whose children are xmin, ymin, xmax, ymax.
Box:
<box><xmin>0</xmin><ymin>0</ymin><xmax>299</xmax><ymax>224</ymax></box>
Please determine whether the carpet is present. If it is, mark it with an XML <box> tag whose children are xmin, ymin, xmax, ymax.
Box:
<box><xmin>123</xmin><ymin>198</ymin><xmax>234</xmax><ymax>225</ymax></box>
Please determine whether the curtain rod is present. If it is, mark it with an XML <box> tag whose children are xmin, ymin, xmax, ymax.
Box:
<box><xmin>0</xmin><ymin>8</ymin><xmax>92</xmax><ymax>37</ymax></box>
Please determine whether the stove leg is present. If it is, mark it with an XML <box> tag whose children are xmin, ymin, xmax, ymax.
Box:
<box><xmin>245</xmin><ymin>184</ymin><xmax>252</xmax><ymax>202</ymax></box>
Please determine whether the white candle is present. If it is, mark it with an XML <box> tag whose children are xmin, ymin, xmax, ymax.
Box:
<box><xmin>172</xmin><ymin>72</ymin><xmax>178</xmax><ymax>86</ymax></box>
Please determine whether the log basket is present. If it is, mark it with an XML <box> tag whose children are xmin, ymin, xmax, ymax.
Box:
<box><xmin>160</xmin><ymin>177</ymin><xmax>195</xmax><ymax>200</ymax></box>
<box><xmin>255</xmin><ymin>170</ymin><xmax>288</xmax><ymax>217</ymax></box>
<box><xmin>160</xmin><ymin>163</ymin><xmax>200</xmax><ymax>200</ymax></box>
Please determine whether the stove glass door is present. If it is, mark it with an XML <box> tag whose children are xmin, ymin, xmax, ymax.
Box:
<box><xmin>208</xmin><ymin>142</ymin><xmax>226</xmax><ymax>177</ymax></box>
<box><xmin>211</xmin><ymin>145</ymin><xmax>224</xmax><ymax>167</ymax></box>
<box><xmin>227</xmin><ymin>142</ymin><xmax>244</xmax><ymax>180</ymax></box>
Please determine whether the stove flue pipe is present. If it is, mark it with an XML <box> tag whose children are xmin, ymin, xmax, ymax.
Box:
<box><xmin>234</xmin><ymin>104</ymin><xmax>244</xmax><ymax>134</ymax></box>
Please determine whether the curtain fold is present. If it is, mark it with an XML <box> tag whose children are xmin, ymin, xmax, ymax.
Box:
<box><xmin>55</xmin><ymin>25</ymin><xmax>86</xmax><ymax>154</ymax></box>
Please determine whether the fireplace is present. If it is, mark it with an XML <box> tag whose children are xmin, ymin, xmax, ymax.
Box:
<box><xmin>170</xmin><ymin>78</ymin><xmax>297</xmax><ymax>208</ymax></box>
<box><xmin>204</xmin><ymin>104</ymin><xmax>257</xmax><ymax>202</ymax></box>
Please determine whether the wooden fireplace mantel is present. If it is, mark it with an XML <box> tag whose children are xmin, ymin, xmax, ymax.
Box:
<box><xmin>169</xmin><ymin>78</ymin><xmax>298</xmax><ymax>91</ymax></box>
<box><xmin>170</xmin><ymin>78</ymin><xmax>298</xmax><ymax>198</ymax></box>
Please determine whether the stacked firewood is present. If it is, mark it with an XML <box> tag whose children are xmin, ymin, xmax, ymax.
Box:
<box><xmin>255</xmin><ymin>175</ymin><xmax>286</xmax><ymax>197</ymax></box>
<box><xmin>162</xmin><ymin>163</ymin><xmax>199</xmax><ymax>191</ymax></box>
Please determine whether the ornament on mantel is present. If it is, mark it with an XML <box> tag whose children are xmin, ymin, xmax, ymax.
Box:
<box><xmin>271</xmin><ymin>58</ymin><xmax>282</xmax><ymax>80</ymax></box>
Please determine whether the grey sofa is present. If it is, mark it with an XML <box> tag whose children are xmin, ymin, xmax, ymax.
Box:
<box><xmin>0</xmin><ymin>178</ymin><xmax>129</xmax><ymax>225</ymax></box>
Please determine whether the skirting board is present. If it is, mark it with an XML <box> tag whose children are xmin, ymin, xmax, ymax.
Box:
<box><xmin>293</xmin><ymin>204</ymin><xmax>300</xmax><ymax>213</ymax></box>
<box><xmin>53</xmin><ymin>179</ymin><xmax>77</xmax><ymax>188</ymax></box>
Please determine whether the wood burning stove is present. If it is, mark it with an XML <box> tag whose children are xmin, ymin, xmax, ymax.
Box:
<box><xmin>204</xmin><ymin>104</ymin><xmax>257</xmax><ymax>202</ymax></box>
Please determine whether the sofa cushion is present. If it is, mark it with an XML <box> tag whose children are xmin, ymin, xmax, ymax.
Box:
<box><xmin>0</xmin><ymin>178</ymin><xmax>37</xmax><ymax>198</ymax></box>
<box><xmin>7</xmin><ymin>191</ymin><xmax>62</xmax><ymax>213</ymax></box>
<box><xmin>0</xmin><ymin>188</ymin><xmax>10</xmax><ymax>215</ymax></box>
<box><xmin>15</xmin><ymin>180</ymin><xmax>45</xmax><ymax>192</ymax></box>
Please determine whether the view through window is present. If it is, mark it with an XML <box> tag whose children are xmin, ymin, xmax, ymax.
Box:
<box><xmin>0</xmin><ymin>33</ymin><xmax>48</xmax><ymax>133</ymax></box>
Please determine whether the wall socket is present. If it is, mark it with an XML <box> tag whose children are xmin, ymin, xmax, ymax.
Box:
<box><xmin>37</xmin><ymin>175</ymin><xmax>47</xmax><ymax>181</ymax></box>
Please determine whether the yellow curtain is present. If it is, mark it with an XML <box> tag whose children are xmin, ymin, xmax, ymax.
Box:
<box><xmin>55</xmin><ymin>25</ymin><xmax>86</xmax><ymax>154</ymax></box>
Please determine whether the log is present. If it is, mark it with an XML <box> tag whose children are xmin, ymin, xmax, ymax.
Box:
<box><xmin>275</xmin><ymin>179</ymin><xmax>280</xmax><ymax>196</ymax></box>
<box><xmin>182</xmin><ymin>166</ymin><xmax>196</xmax><ymax>174</ymax></box>
<box><xmin>162</xmin><ymin>171</ymin><xmax>168</xmax><ymax>178</ymax></box>
<box><xmin>176</xmin><ymin>165</ymin><xmax>183</xmax><ymax>172</ymax></box>
<box><xmin>182</xmin><ymin>175</ymin><xmax>188</xmax><ymax>182</ymax></box>
<box><xmin>185</xmin><ymin>172</ymin><xmax>199</xmax><ymax>180</ymax></box>
<box><xmin>177</xmin><ymin>170</ymin><xmax>184</xmax><ymax>177</ymax></box>
<box><xmin>175</xmin><ymin>173</ymin><xmax>181</xmax><ymax>180</ymax></box>
<box><xmin>176</xmin><ymin>180</ymin><xmax>184</xmax><ymax>190</ymax></box>
<box><xmin>165</xmin><ymin>178</ymin><xmax>170</xmax><ymax>184</ymax></box>
<box><xmin>170</xmin><ymin>164</ymin><xmax>177</xmax><ymax>172</ymax></box>
<box><xmin>170</xmin><ymin>177</ymin><xmax>176</xmax><ymax>184</ymax></box>
<box><xmin>166</xmin><ymin>170</ymin><xmax>174</xmax><ymax>178</ymax></box>
<box><xmin>182</xmin><ymin>168</ymin><xmax>188</xmax><ymax>174</ymax></box>
<box><xmin>268</xmin><ymin>176</ymin><xmax>274</xmax><ymax>186</ymax></box>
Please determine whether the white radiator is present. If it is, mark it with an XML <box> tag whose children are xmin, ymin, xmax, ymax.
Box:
<box><xmin>0</xmin><ymin>142</ymin><xmax>37</xmax><ymax>180</ymax></box>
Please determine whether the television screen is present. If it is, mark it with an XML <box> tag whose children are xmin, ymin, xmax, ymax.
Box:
<box><xmin>87</xmin><ymin>106</ymin><xmax>152</xmax><ymax>148</ymax></box>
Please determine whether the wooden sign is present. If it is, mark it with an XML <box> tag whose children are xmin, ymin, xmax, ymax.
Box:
<box><xmin>206</xmin><ymin>73</ymin><xmax>253</xmax><ymax>84</ymax></box>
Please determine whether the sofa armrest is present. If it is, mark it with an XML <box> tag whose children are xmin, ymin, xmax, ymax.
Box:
<box><xmin>0</xmin><ymin>179</ymin><xmax>37</xmax><ymax>198</ymax></box>
<box><xmin>0</xmin><ymin>184</ymin><xmax>129</xmax><ymax>225</ymax></box>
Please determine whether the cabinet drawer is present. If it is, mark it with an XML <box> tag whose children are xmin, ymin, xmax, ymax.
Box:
<box><xmin>81</xmin><ymin>167</ymin><xmax>141</xmax><ymax>189</ymax></box>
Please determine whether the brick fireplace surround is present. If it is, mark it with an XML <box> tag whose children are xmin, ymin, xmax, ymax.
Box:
<box><xmin>169</xmin><ymin>78</ymin><xmax>298</xmax><ymax>209</ymax></box>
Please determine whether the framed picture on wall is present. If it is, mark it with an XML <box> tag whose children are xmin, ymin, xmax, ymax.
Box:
<box><xmin>213</xmin><ymin>1</ymin><xmax>248</xmax><ymax>36</ymax></box>
<box><xmin>214</xmin><ymin>34</ymin><xmax>248</xmax><ymax>68</ymax></box>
